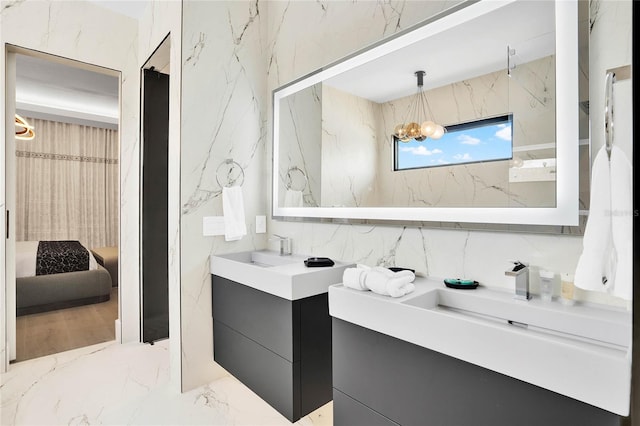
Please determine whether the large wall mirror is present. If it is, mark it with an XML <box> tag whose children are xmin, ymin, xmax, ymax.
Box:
<box><xmin>273</xmin><ymin>0</ymin><xmax>586</xmax><ymax>230</ymax></box>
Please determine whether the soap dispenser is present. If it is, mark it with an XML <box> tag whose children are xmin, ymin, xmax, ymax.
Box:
<box><xmin>506</xmin><ymin>261</ymin><xmax>530</xmax><ymax>300</ymax></box>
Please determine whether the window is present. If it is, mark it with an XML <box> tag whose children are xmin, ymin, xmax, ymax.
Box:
<box><xmin>393</xmin><ymin>114</ymin><xmax>513</xmax><ymax>171</ymax></box>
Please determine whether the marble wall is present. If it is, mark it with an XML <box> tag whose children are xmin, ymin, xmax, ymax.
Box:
<box><xmin>180</xmin><ymin>0</ymin><xmax>268</xmax><ymax>390</ymax></box>
<box><xmin>0</xmin><ymin>0</ymin><xmax>139</xmax><ymax>369</ymax></box>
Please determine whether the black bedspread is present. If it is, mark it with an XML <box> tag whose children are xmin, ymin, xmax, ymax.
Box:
<box><xmin>36</xmin><ymin>240</ymin><xmax>90</xmax><ymax>276</ymax></box>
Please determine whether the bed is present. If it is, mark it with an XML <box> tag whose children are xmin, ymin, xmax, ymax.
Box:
<box><xmin>16</xmin><ymin>241</ymin><xmax>112</xmax><ymax>316</ymax></box>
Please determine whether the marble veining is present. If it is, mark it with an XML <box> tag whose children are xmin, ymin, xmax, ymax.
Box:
<box><xmin>229</xmin><ymin>0</ymin><xmax>260</xmax><ymax>46</ymax></box>
<box><xmin>589</xmin><ymin>0</ymin><xmax>602</xmax><ymax>33</ymax></box>
<box><xmin>184</xmin><ymin>32</ymin><xmax>206</xmax><ymax>67</ymax></box>
<box><xmin>1</xmin><ymin>341</ymin><xmax>331</xmax><ymax>425</ymax></box>
<box><xmin>1</xmin><ymin>1</ymin><xmax>25</xmax><ymax>13</ymax></box>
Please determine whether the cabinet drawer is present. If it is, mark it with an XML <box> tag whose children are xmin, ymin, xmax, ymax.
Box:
<box><xmin>212</xmin><ymin>275</ymin><xmax>299</xmax><ymax>361</ymax></box>
<box><xmin>214</xmin><ymin>321</ymin><xmax>300</xmax><ymax>422</ymax></box>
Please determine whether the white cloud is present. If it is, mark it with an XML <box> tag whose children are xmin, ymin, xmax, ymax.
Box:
<box><xmin>458</xmin><ymin>134</ymin><xmax>481</xmax><ymax>145</ymax></box>
<box><xmin>400</xmin><ymin>146</ymin><xmax>443</xmax><ymax>156</ymax></box>
<box><xmin>495</xmin><ymin>124</ymin><xmax>512</xmax><ymax>141</ymax></box>
<box><xmin>454</xmin><ymin>153</ymin><xmax>472</xmax><ymax>161</ymax></box>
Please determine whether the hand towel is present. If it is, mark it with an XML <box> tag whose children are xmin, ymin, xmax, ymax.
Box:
<box><xmin>284</xmin><ymin>189</ymin><xmax>304</xmax><ymax>207</ymax></box>
<box><xmin>366</xmin><ymin>267</ymin><xmax>416</xmax><ymax>298</ymax></box>
<box><xmin>574</xmin><ymin>145</ymin><xmax>633</xmax><ymax>301</ymax></box>
<box><xmin>342</xmin><ymin>265</ymin><xmax>416</xmax><ymax>297</ymax></box>
<box><xmin>342</xmin><ymin>264</ymin><xmax>370</xmax><ymax>291</ymax></box>
<box><xmin>575</xmin><ymin>146</ymin><xmax>612</xmax><ymax>292</ymax></box>
<box><xmin>609</xmin><ymin>146</ymin><xmax>633</xmax><ymax>300</ymax></box>
<box><xmin>222</xmin><ymin>186</ymin><xmax>247</xmax><ymax>241</ymax></box>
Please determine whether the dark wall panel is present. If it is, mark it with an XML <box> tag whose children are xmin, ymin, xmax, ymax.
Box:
<box><xmin>142</xmin><ymin>69</ymin><xmax>169</xmax><ymax>343</ymax></box>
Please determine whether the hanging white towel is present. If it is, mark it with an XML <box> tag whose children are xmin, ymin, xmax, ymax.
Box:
<box><xmin>222</xmin><ymin>186</ymin><xmax>247</xmax><ymax>241</ymax></box>
<box><xmin>284</xmin><ymin>189</ymin><xmax>303</xmax><ymax>207</ymax></box>
<box><xmin>574</xmin><ymin>146</ymin><xmax>632</xmax><ymax>300</ymax></box>
<box><xmin>609</xmin><ymin>146</ymin><xmax>633</xmax><ymax>300</ymax></box>
<box><xmin>575</xmin><ymin>147</ymin><xmax>612</xmax><ymax>293</ymax></box>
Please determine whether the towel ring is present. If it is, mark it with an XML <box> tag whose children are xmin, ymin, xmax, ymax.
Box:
<box><xmin>285</xmin><ymin>166</ymin><xmax>308</xmax><ymax>192</ymax></box>
<box><xmin>216</xmin><ymin>159</ymin><xmax>245</xmax><ymax>188</ymax></box>
<box><xmin>604</xmin><ymin>71</ymin><xmax>615</xmax><ymax>159</ymax></box>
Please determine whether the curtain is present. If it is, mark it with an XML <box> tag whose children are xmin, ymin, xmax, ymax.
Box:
<box><xmin>15</xmin><ymin>117</ymin><xmax>119</xmax><ymax>249</ymax></box>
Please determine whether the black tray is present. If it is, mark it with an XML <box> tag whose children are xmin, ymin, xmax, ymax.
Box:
<box><xmin>304</xmin><ymin>257</ymin><xmax>335</xmax><ymax>267</ymax></box>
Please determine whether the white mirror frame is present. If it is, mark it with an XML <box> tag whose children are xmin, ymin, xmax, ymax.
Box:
<box><xmin>273</xmin><ymin>0</ymin><xmax>578</xmax><ymax>227</ymax></box>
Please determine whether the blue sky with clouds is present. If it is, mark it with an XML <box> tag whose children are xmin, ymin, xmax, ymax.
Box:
<box><xmin>395</xmin><ymin>121</ymin><xmax>513</xmax><ymax>170</ymax></box>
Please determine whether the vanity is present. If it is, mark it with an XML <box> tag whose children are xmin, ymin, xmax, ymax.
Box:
<box><xmin>210</xmin><ymin>251</ymin><xmax>353</xmax><ymax>422</ymax></box>
<box><xmin>329</xmin><ymin>279</ymin><xmax>631</xmax><ymax>425</ymax></box>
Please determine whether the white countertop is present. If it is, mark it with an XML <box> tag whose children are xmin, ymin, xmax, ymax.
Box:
<box><xmin>329</xmin><ymin>277</ymin><xmax>632</xmax><ymax>416</ymax></box>
<box><xmin>210</xmin><ymin>250</ymin><xmax>354</xmax><ymax>300</ymax></box>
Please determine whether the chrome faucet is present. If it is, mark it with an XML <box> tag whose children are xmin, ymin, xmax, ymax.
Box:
<box><xmin>270</xmin><ymin>234</ymin><xmax>292</xmax><ymax>256</ymax></box>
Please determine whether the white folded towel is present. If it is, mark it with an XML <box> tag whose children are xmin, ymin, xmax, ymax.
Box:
<box><xmin>284</xmin><ymin>189</ymin><xmax>303</xmax><ymax>207</ymax></box>
<box><xmin>222</xmin><ymin>186</ymin><xmax>247</xmax><ymax>241</ymax></box>
<box><xmin>343</xmin><ymin>264</ymin><xmax>416</xmax><ymax>297</ymax></box>
<box><xmin>343</xmin><ymin>266</ymin><xmax>369</xmax><ymax>291</ymax></box>
<box><xmin>574</xmin><ymin>146</ymin><xmax>632</xmax><ymax>300</ymax></box>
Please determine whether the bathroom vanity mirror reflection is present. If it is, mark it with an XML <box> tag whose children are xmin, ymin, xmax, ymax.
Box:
<box><xmin>273</xmin><ymin>0</ymin><xmax>586</xmax><ymax>229</ymax></box>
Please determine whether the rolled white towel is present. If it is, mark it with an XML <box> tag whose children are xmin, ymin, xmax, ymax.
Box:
<box><xmin>343</xmin><ymin>266</ymin><xmax>368</xmax><ymax>291</ymax></box>
<box><xmin>369</xmin><ymin>267</ymin><xmax>416</xmax><ymax>297</ymax></box>
<box><xmin>343</xmin><ymin>265</ymin><xmax>416</xmax><ymax>297</ymax></box>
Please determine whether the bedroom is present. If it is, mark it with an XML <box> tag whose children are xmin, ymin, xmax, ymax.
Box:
<box><xmin>12</xmin><ymin>52</ymin><xmax>120</xmax><ymax>362</ymax></box>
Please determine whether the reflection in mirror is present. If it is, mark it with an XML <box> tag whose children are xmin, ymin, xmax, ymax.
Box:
<box><xmin>278</xmin><ymin>84</ymin><xmax>321</xmax><ymax>208</ymax></box>
<box><xmin>274</xmin><ymin>0</ymin><xmax>580</xmax><ymax>227</ymax></box>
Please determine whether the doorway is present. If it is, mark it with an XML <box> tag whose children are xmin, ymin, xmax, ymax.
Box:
<box><xmin>6</xmin><ymin>48</ymin><xmax>121</xmax><ymax>362</ymax></box>
<box><xmin>140</xmin><ymin>35</ymin><xmax>170</xmax><ymax>344</ymax></box>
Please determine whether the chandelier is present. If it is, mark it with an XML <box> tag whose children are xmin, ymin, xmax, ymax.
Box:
<box><xmin>15</xmin><ymin>114</ymin><xmax>35</xmax><ymax>140</ymax></box>
<box><xmin>394</xmin><ymin>71</ymin><xmax>445</xmax><ymax>142</ymax></box>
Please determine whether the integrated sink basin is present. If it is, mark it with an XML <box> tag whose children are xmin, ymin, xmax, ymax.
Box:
<box><xmin>225</xmin><ymin>250</ymin><xmax>300</xmax><ymax>268</ymax></box>
<box><xmin>402</xmin><ymin>288</ymin><xmax>630</xmax><ymax>349</ymax></box>
<box><xmin>211</xmin><ymin>250</ymin><xmax>354</xmax><ymax>300</ymax></box>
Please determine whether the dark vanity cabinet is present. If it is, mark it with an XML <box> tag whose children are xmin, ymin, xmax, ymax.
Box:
<box><xmin>211</xmin><ymin>274</ymin><xmax>332</xmax><ymax>422</ymax></box>
<box><xmin>332</xmin><ymin>318</ymin><xmax>621</xmax><ymax>426</ymax></box>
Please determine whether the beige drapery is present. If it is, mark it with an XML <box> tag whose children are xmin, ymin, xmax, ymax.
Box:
<box><xmin>15</xmin><ymin>117</ymin><xmax>118</xmax><ymax>250</ymax></box>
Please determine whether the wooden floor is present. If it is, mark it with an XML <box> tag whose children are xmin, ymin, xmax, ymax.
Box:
<box><xmin>15</xmin><ymin>287</ymin><xmax>118</xmax><ymax>363</ymax></box>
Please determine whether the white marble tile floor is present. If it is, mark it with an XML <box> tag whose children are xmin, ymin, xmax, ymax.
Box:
<box><xmin>0</xmin><ymin>340</ymin><xmax>332</xmax><ymax>426</ymax></box>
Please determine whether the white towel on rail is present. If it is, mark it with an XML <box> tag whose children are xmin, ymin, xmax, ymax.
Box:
<box><xmin>609</xmin><ymin>146</ymin><xmax>633</xmax><ymax>300</ymax></box>
<box><xmin>575</xmin><ymin>147</ymin><xmax>612</xmax><ymax>292</ymax></box>
<box><xmin>222</xmin><ymin>186</ymin><xmax>247</xmax><ymax>241</ymax></box>
<box><xmin>574</xmin><ymin>146</ymin><xmax>632</xmax><ymax>300</ymax></box>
